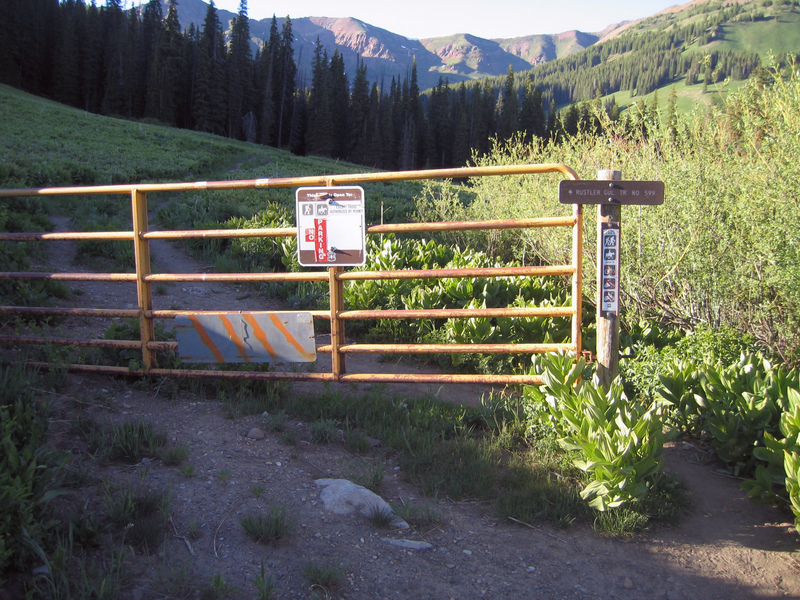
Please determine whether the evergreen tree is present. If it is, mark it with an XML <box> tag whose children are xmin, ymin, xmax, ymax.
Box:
<box><xmin>192</xmin><ymin>0</ymin><xmax>227</xmax><ymax>136</ymax></box>
<box><xmin>274</xmin><ymin>17</ymin><xmax>297</xmax><ymax>149</ymax></box>
<box><xmin>257</xmin><ymin>16</ymin><xmax>280</xmax><ymax>145</ymax></box>
<box><xmin>348</xmin><ymin>58</ymin><xmax>371</xmax><ymax>164</ymax></box>
<box><xmin>306</xmin><ymin>39</ymin><xmax>333</xmax><ymax>156</ymax></box>
<box><xmin>519</xmin><ymin>76</ymin><xmax>545</xmax><ymax>142</ymax></box>
<box><xmin>53</xmin><ymin>0</ymin><xmax>82</xmax><ymax>107</ymax></box>
<box><xmin>328</xmin><ymin>50</ymin><xmax>349</xmax><ymax>160</ymax></box>
<box><xmin>101</xmin><ymin>0</ymin><xmax>129</xmax><ymax>117</ymax></box>
<box><xmin>145</xmin><ymin>0</ymin><xmax>184</xmax><ymax>125</ymax></box>
<box><xmin>499</xmin><ymin>65</ymin><xmax>519</xmax><ymax>140</ymax></box>
<box><xmin>227</xmin><ymin>0</ymin><xmax>255</xmax><ymax>140</ymax></box>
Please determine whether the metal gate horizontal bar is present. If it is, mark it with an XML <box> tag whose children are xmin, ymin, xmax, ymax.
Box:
<box><xmin>0</xmin><ymin>163</ymin><xmax>579</xmax><ymax>198</ymax></box>
<box><xmin>24</xmin><ymin>361</ymin><xmax>544</xmax><ymax>386</ymax></box>
<box><xmin>144</xmin><ymin>272</ymin><xmax>330</xmax><ymax>283</ymax></box>
<box><xmin>0</xmin><ymin>272</ymin><xmax>137</xmax><ymax>281</ymax></box>
<box><xmin>0</xmin><ymin>306</ymin><xmax>140</xmax><ymax>318</ymax></box>
<box><xmin>366</xmin><ymin>216</ymin><xmax>576</xmax><ymax>233</ymax></box>
<box><xmin>2</xmin><ymin>335</ymin><xmax>142</xmax><ymax>349</ymax></box>
<box><xmin>339</xmin><ymin>343</ymin><xmax>572</xmax><ymax>354</ymax></box>
<box><xmin>0</xmin><ymin>231</ymin><xmax>135</xmax><ymax>241</ymax></box>
<box><xmin>338</xmin><ymin>307</ymin><xmax>574</xmax><ymax>319</ymax></box>
<box><xmin>142</xmin><ymin>227</ymin><xmax>295</xmax><ymax>240</ymax></box>
<box><xmin>339</xmin><ymin>265</ymin><xmax>574</xmax><ymax>281</ymax></box>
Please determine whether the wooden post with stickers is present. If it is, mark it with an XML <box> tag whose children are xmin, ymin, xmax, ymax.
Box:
<box><xmin>559</xmin><ymin>170</ymin><xmax>664</xmax><ymax>388</ymax></box>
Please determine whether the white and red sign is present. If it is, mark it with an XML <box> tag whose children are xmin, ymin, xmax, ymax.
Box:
<box><xmin>296</xmin><ymin>186</ymin><xmax>366</xmax><ymax>267</ymax></box>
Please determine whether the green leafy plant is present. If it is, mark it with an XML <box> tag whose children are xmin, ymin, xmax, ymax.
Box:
<box><xmin>0</xmin><ymin>365</ymin><xmax>67</xmax><ymax>579</ymax></box>
<box><xmin>528</xmin><ymin>352</ymin><xmax>672</xmax><ymax>511</ymax></box>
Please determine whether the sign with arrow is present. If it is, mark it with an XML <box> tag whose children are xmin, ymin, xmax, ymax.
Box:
<box><xmin>559</xmin><ymin>180</ymin><xmax>664</xmax><ymax>205</ymax></box>
<box><xmin>296</xmin><ymin>186</ymin><xmax>366</xmax><ymax>267</ymax></box>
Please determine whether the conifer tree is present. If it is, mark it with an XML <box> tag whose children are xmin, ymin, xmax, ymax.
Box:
<box><xmin>227</xmin><ymin>0</ymin><xmax>255</xmax><ymax>140</ymax></box>
<box><xmin>145</xmin><ymin>0</ymin><xmax>184</xmax><ymax>125</ymax></box>
<box><xmin>193</xmin><ymin>1</ymin><xmax>227</xmax><ymax>135</ymax></box>
<box><xmin>274</xmin><ymin>17</ymin><xmax>297</xmax><ymax>149</ymax></box>
<box><xmin>101</xmin><ymin>0</ymin><xmax>129</xmax><ymax>117</ymax></box>
<box><xmin>53</xmin><ymin>0</ymin><xmax>82</xmax><ymax>107</ymax></box>
<box><xmin>257</xmin><ymin>16</ymin><xmax>280</xmax><ymax>145</ymax></box>
<box><xmin>328</xmin><ymin>50</ymin><xmax>349</xmax><ymax>160</ymax></box>
<box><xmin>499</xmin><ymin>65</ymin><xmax>519</xmax><ymax>140</ymax></box>
<box><xmin>306</xmin><ymin>39</ymin><xmax>334</xmax><ymax>156</ymax></box>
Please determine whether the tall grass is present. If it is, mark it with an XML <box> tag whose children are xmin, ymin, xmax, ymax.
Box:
<box><xmin>419</xmin><ymin>60</ymin><xmax>800</xmax><ymax>363</ymax></box>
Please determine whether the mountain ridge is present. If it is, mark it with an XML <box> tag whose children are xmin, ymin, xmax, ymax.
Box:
<box><xmin>165</xmin><ymin>0</ymin><xmax>622</xmax><ymax>88</ymax></box>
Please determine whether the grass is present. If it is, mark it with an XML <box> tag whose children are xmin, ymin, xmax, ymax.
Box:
<box><xmin>345</xmin><ymin>459</ymin><xmax>386</xmax><ymax>492</ymax></box>
<box><xmin>309</xmin><ymin>419</ymin><xmax>339</xmax><ymax>444</ymax></box>
<box><xmin>107</xmin><ymin>419</ymin><xmax>167</xmax><ymax>464</ymax></box>
<box><xmin>254</xmin><ymin>561</ymin><xmax>277</xmax><ymax>600</ymax></box>
<box><xmin>239</xmin><ymin>505</ymin><xmax>293</xmax><ymax>545</ymax></box>
<box><xmin>365</xmin><ymin>503</ymin><xmax>398</xmax><ymax>528</ymax></box>
<box><xmin>159</xmin><ymin>445</ymin><xmax>189</xmax><ymax>466</ymax></box>
<box><xmin>301</xmin><ymin>561</ymin><xmax>346</xmax><ymax>591</ymax></box>
<box><xmin>391</xmin><ymin>499</ymin><xmax>443</xmax><ymax>527</ymax></box>
<box><xmin>102</xmin><ymin>482</ymin><xmax>171</xmax><ymax>551</ymax></box>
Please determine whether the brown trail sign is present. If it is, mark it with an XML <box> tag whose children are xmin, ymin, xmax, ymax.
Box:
<box><xmin>560</xmin><ymin>171</ymin><xmax>665</xmax><ymax>388</ymax></box>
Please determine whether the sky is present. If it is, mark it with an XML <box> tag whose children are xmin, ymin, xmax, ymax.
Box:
<box><xmin>209</xmin><ymin>0</ymin><xmax>688</xmax><ymax>39</ymax></box>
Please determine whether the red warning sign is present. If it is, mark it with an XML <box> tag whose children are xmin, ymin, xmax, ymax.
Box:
<box><xmin>315</xmin><ymin>218</ymin><xmax>327</xmax><ymax>263</ymax></box>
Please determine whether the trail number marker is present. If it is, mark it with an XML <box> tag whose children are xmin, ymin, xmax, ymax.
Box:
<box><xmin>559</xmin><ymin>180</ymin><xmax>664</xmax><ymax>205</ymax></box>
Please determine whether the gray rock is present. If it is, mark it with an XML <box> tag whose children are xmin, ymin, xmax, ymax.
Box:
<box><xmin>315</xmin><ymin>478</ymin><xmax>410</xmax><ymax>529</ymax></box>
<box><xmin>381</xmin><ymin>538</ymin><xmax>434</xmax><ymax>551</ymax></box>
<box><xmin>247</xmin><ymin>427</ymin><xmax>266</xmax><ymax>440</ymax></box>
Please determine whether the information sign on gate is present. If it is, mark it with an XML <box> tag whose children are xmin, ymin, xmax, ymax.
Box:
<box><xmin>296</xmin><ymin>186</ymin><xmax>366</xmax><ymax>267</ymax></box>
<box><xmin>600</xmin><ymin>222</ymin><xmax>620</xmax><ymax>317</ymax></box>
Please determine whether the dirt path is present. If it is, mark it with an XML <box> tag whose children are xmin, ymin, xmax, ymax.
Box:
<box><xmin>16</xmin><ymin>212</ymin><xmax>800</xmax><ymax>599</ymax></box>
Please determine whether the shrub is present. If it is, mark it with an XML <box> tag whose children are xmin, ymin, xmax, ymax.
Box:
<box><xmin>527</xmin><ymin>352</ymin><xmax>672</xmax><ymax>511</ymax></box>
<box><xmin>0</xmin><ymin>365</ymin><xmax>67</xmax><ymax>580</ymax></box>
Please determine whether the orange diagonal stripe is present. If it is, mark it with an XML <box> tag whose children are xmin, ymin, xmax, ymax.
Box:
<box><xmin>219</xmin><ymin>314</ymin><xmax>250</xmax><ymax>363</ymax></box>
<box><xmin>187</xmin><ymin>315</ymin><xmax>225</xmax><ymax>362</ymax></box>
<box><xmin>269</xmin><ymin>313</ymin><xmax>316</xmax><ymax>361</ymax></box>
<box><xmin>242</xmin><ymin>314</ymin><xmax>277</xmax><ymax>361</ymax></box>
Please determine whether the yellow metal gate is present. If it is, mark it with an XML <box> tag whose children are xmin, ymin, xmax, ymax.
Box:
<box><xmin>0</xmin><ymin>164</ymin><xmax>582</xmax><ymax>386</ymax></box>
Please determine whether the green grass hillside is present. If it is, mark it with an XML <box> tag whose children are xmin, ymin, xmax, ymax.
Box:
<box><xmin>0</xmin><ymin>84</ymin><xmax>359</xmax><ymax>189</ymax></box>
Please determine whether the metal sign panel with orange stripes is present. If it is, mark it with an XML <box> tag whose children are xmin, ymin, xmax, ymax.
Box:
<box><xmin>175</xmin><ymin>312</ymin><xmax>316</xmax><ymax>363</ymax></box>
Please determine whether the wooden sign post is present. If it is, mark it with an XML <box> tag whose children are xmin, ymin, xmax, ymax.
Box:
<box><xmin>596</xmin><ymin>169</ymin><xmax>622</xmax><ymax>389</ymax></box>
<box><xmin>559</xmin><ymin>171</ymin><xmax>664</xmax><ymax>388</ymax></box>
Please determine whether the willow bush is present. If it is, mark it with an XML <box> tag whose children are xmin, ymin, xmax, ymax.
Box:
<box><xmin>418</xmin><ymin>61</ymin><xmax>800</xmax><ymax>364</ymax></box>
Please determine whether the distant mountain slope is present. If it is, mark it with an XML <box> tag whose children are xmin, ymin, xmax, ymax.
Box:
<box><xmin>165</xmin><ymin>0</ymin><xmax>602</xmax><ymax>89</ymax></box>
<box><xmin>165</xmin><ymin>0</ymin><xmax>800</xmax><ymax>93</ymax></box>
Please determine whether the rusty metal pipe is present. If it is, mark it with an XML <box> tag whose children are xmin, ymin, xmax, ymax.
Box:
<box><xmin>0</xmin><ymin>306</ymin><xmax>139</xmax><ymax>318</ymax></box>
<box><xmin>339</xmin><ymin>265</ymin><xmax>573</xmax><ymax>281</ymax></box>
<box><xmin>338</xmin><ymin>307</ymin><xmax>573</xmax><ymax>320</ymax></box>
<box><xmin>0</xmin><ymin>231</ymin><xmax>134</xmax><ymax>241</ymax></box>
<box><xmin>142</xmin><ymin>228</ymin><xmax>295</xmax><ymax>240</ymax></box>
<box><xmin>144</xmin><ymin>272</ymin><xmax>329</xmax><ymax>283</ymax></box>
<box><xmin>366</xmin><ymin>216</ymin><xmax>575</xmax><ymax>234</ymax></box>
<box><xmin>0</xmin><ymin>272</ymin><xmax>137</xmax><ymax>282</ymax></box>
<box><xmin>0</xmin><ymin>163</ymin><xmax>579</xmax><ymax>198</ymax></box>
<box><xmin>338</xmin><ymin>343</ymin><xmax>572</xmax><ymax>354</ymax></box>
<box><xmin>2</xmin><ymin>335</ymin><xmax>142</xmax><ymax>349</ymax></box>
